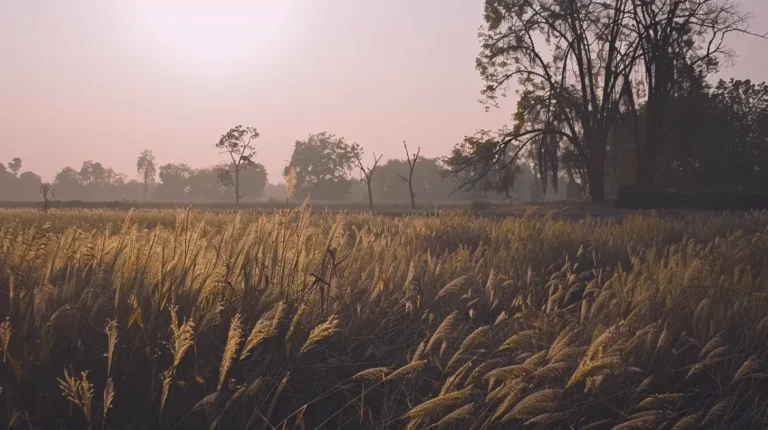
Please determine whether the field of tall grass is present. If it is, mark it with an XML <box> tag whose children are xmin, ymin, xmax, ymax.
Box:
<box><xmin>1</xmin><ymin>204</ymin><xmax>768</xmax><ymax>429</ymax></box>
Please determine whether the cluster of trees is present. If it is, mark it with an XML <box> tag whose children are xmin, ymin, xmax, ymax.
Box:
<box><xmin>1</xmin><ymin>128</ymin><xmax>565</xmax><ymax>206</ymax></box>
<box><xmin>444</xmin><ymin>0</ymin><xmax>768</xmax><ymax>201</ymax></box>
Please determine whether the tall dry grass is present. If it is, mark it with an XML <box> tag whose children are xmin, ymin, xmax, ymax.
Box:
<box><xmin>0</xmin><ymin>203</ymin><xmax>767</xmax><ymax>428</ymax></box>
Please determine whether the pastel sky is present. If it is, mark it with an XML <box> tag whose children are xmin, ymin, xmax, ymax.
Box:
<box><xmin>1</xmin><ymin>0</ymin><xmax>767</xmax><ymax>183</ymax></box>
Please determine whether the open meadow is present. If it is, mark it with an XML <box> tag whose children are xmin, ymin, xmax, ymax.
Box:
<box><xmin>1</xmin><ymin>205</ymin><xmax>768</xmax><ymax>429</ymax></box>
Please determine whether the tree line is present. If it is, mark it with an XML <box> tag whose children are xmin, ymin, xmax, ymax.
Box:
<box><xmin>443</xmin><ymin>0</ymin><xmax>768</xmax><ymax>202</ymax></box>
<box><xmin>1</xmin><ymin>129</ymin><xmax>572</xmax><ymax>208</ymax></box>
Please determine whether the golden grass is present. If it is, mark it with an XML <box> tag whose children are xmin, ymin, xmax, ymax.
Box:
<box><xmin>1</xmin><ymin>205</ymin><xmax>768</xmax><ymax>428</ymax></box>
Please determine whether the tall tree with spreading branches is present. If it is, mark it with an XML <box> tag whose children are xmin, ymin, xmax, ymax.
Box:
<box><xmin>215</xmin><ymin>125</ymin><xmax>259</xmax><ymax>208</ymax></box>
<box><xmin>397</xmin><ymin>141</ymin><xmax>420</xmax><ymax>209</ymax></box>
<box><xmin>445</xmin><ymin>0</ymin><xmax>641</xmax><ymax>200</ymax></box>
<box><xmin>355</xmin><ymin>152</ymin><xmax>384</xmax><ymax>211</ymax></box>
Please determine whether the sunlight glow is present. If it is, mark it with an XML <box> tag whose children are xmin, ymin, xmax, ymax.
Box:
<box><xmin>133</xmin><ymin>1</ymin><xmax>297</xmax><ymax>75</ymax></box>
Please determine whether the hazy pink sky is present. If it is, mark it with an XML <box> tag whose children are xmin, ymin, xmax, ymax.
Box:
<box><xmin>1</xmin><ymin>0</ymin><xmax>767</xmax><ymax>183</ymax></box>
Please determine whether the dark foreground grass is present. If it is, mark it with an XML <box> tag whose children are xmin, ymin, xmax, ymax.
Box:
<box><xmin>1</xmin><ymin>205</ymin><xmax>768</xmax><ymax>429</ymax></box>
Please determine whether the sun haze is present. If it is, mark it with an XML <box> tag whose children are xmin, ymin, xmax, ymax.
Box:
<box><xmin>0</xmin><ymin>0</ymin><xmax>766</xmax><ymax>183</ymax></box>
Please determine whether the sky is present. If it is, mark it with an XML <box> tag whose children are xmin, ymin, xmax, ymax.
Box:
<box><xmin>1</xmin><ymin>0</ymin><xmax>767</xmax><ymax>183</ymax></box>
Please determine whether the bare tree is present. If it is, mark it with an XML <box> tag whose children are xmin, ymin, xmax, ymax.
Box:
<box><xmin>40</xmin><ymin>182</ymin><xmax>55</xmax><ymax>213</ymax></box>
<box><xmin>355</xmin><ymin>152</ymin><xmax>384</xmax><ymax>211</ymax></box>
<box><xmin>215</xmin><ymin>125</ymin><xmax>259</xmax><ymax>208</ymax></box>
<box><xmin>397</xmin><ymin>141</ymin><xmax>420</xmax><ymax>209</ymax></box>
<box><xmin>136</xmin><ymin>149</ymin><xmax>156</xmax><ymax>201</ymax></box>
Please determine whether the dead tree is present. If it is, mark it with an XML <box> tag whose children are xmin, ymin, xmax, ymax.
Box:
<box><xmin>40</xmin><ymin>183</ymin><xmax>55</xmax><ymax>213</ymax></box>
<box><xmin>397</xmin><ymin>141</ymin><xmax>420</xmax><ymax>210</ymax></box>
<box><xmin>355</xmin><ymin>152</ymin><xmax>383</xmax><ymax>211</ymax></box>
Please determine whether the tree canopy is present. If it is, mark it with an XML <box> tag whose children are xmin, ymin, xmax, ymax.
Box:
<box><xmin>284</xmin><ymin>132</ymin><xmax>362</xmax><ymax>201</ymax></box>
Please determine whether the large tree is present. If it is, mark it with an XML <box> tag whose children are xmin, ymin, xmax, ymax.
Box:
<box><xmin>136</xmin><ymin>149</ymin><xmax>157</xmax><ymax>201</ymax></box>
<box><xmin>214</xmin><ymin>125</ymin><xmax>259</xmax><ymax>208</ymax></box>
<box><xmin>284</xmin><ymin>132</ymin><xmax>362</xmax><ymax>201</ymax></box>
<box><xmin>445</xmin><ymin>0</ymin><xmax>638</xmax><ymax>200</ymax></box>
<box><xmin>623</xmin><ymin>0</ymin><xmax>754</xmax><ymax>189</ymax></box>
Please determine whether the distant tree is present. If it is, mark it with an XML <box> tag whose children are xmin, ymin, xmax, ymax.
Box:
<box><xmin>397</xmin><ymin>141</ymin><xmax>420</xmax><ymax>209</ymax></box>
<box><xmin>77</xmin><ymin>160</ymin><xmax>126</xmax><ymax>200</ymax></box>
<box><xmin>373</xmin><ymin>157</ymin><xmax>479</xmax><ymax>202</ymax></box>
<box><xmin>155</xmin><ymin>163</ymin><xmax>192</xmax><ymax>202</ymax></box>
<box><xmin>53</xmin><ymin>167</ymin><xmax>83</xmax><ymax>200</ymax></box>
<box><xmin>0</xmin><ymin>164</ymin><xmax>13</xmax><ymax>200</ymax></box>
<box><xmin>39</xmin><ymin>183</ymin><xmax>55</xmax><ymax>212</ymax></box>
<box><xmin>79</xmin><ymin>160</ymin><xmax>107</xmax><ymax>185</ymax></box>
<box><xmin>355</xmin><ymin>152</ymin><xmax>383</xmax><ymax>211</ymax></box>
<box><xmin>442</xmin><ymin>129</ymin><xmax>523</xmax><ymax>197</ymax></box>
<box><xmin>136</xmin><ymin>149</ymin><xmax>157</xmax><ymax>201</ymax></box>
<box><xmin>187</xmin><ymin>167</ymin><xmax>225</xmax><ymax>202</ymax></box>
<box><xmin>264</xmin><ymin>182</ymin><xmax>287</xmax><ymax>202</ymax></box>
<box><xmin>7</xmin><ymin>158</ymin><xmax>21</xmax><ymax>176</ymax></box>
<box><xmin>16</xmin><ymin>172</ymin><xmax>42</xmax><ymax>200</ymax></box>
<box><xmin>215</xmin><ymin>125</ymin><xmax>260</xmax><ymax>208</ymax></box>
<box><xmin>227</xmin><ymin>161</ymin><xmax>268</xmax><ymax>202</ymax></box>
<box><xmin>284</xmin><ymin>132</ymin><xmax>362</xmax><ymax>201</ymax></box>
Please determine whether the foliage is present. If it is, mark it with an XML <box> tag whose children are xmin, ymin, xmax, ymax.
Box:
<box><xmin>136</xmin><ymin>149</ymin><xmax>157</xmax><ymax>201</ymax></box>
<box><xmin>214</xmin><ymin>125</ymin><xmax>261</xmax><ymax>207</ymax></box>
<box><xmin>7</xmin><ymin>158</ymin><xmax>22</xmax><ymax>175</ymax></box>
<box><xmin>2</xmin><ymin>206</ymin><xmax>768</xmax><ymax>428</ymax></box>
<box><xmin>447</xmin><ymin>0</ymin><xmax>756</xmax><ymax>201</ymax></box>
<box><xmin>284</xmin><ymin>132</ymin><xmax>362</xmax><ymax>200</ymax></box>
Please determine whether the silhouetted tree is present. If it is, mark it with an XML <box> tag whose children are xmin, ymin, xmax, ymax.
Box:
<box><xmin>355</xmin><ymin>152</ymin><xmax>383</xmax><ymax>210</ymax></box>
<box><xmin>16</xmin><ymin>172</ymin><xmax>42</xmax><ymax>200</ymax></box>
<box><xmin>39</xmin><ymin>183</ymin><xmax>55</xmax><ymax>212</ymax></box>
<box><xmin>225</xmin><ymin>161</ymin><xmax>267</xmax><ymax>202</ymax></box>
<box><xmin>136</xmin><ymin>149</ymin><xmax>156</xmax><ymax>201</ymax></box>
<box><xmin>397</xmin><ymin>141</ymin><xmax>420</xmax><ymax>209</ymax></box>
<box><xmin>446</xmin><ymin>0</ymin><xmax>639</xmax><ymax>200</ymax></box>
<box><xmin>215</xmin><ymin>125</ymin><xmax>260</xmax><ymax>208</ymax></box>
<box><xmin>154</xmin><ymin>163</ymin><xmax>192</xmax><ymax>202</ymax></box>
<box><xmin>7</xmin><ymin>158</ymin><xmax>21</xmax><ymax>176</ymax></box>
<box><xmin>624</xmin><ymin>0</ymin><xmax>753</xmax><ymax>190</ymax></box>
<box><xmin>284</xmin><ymin>132</ymin><xmax>362</xmax><ymax>201</ymax></box>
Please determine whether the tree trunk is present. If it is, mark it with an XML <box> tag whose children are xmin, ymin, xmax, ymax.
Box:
<box><xmin>235</xmin><ymin>172</ymin><xmax>240</xmax><ymax>208</ymax></box>
<box><xmin>142</xmin><ymin>180</ymin><xmax>148</xmax><ymax>202</ymax></box>
<box><xmin>367</xmin><ymin>182</ymin><xmax>374</xmax><ymax>211</ymax></box>
<box><xmin>587</xmin><ymin>155</ymin><xmax>606</xmax><ymax>201</ymax></box>
<box><xmin>635</xmin><ymin>148</ymin><xmax>656</xmax><ymax>191</ymax></box>
<box><xmin>409</xmin><ymin>184</ymin><xmax>415</xmax><ymax>209</ymax></box>
<box><xmin>637</xmin><ymin>97</ymin><xmax>665</xmax><ymax>191</ymax></box>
